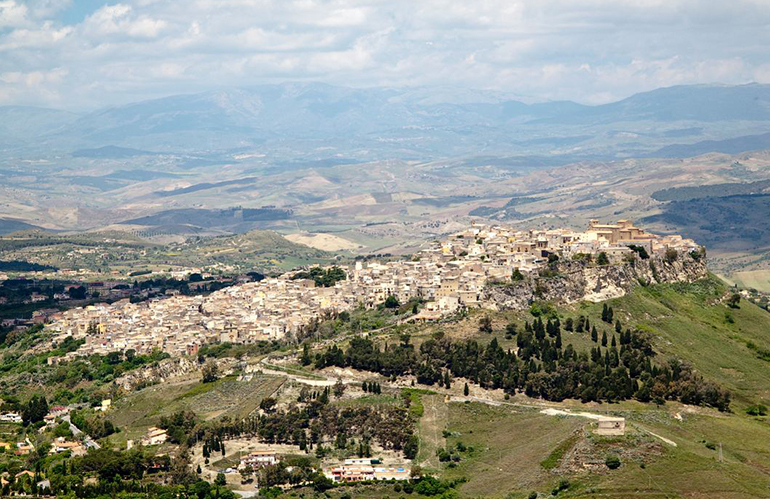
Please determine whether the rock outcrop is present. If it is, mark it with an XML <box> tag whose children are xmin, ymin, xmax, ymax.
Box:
<box><xmin>483</xmin><ymin>253</ymin><xmax>707</xmax><ymax>310</ymax></box>
<box><xmin>114</xmin><ymin>356</ymin><xmax>239</xmax><ymax>391</ymax></box>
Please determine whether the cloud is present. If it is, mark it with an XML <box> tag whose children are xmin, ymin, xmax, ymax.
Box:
<box><xmin>1</xmin><ymin>0</ymin><xmax>770</xmax><ymax>108</ymax></box>
<box><xmin>0</xmin><ymin>0</ymin><xmax>28</xmax><ymax>28</ymax></box>
<box><xmin>82</xmin><ymin>3</ymin><xmax>167</xmax><ymax>38</ymax></box>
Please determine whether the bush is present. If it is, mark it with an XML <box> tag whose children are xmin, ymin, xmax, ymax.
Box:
<box><xmin>605</xmin><ymin>455</ymin><xmax>621</xmax><ymax>469</ymax></box>
<box><xmin>596</xmin><ymin>252</ymin><xmax>610</xmax><ymax>266</ymax></box>
<box><xmin>664</xmin><ymin>248</ymin><xmax>678</xmax><ymax>264</ymax></box>
<box><xmin>746</xmin><ymin>404</ymin><xmax>768</xmax><ymax>416</ymax></box>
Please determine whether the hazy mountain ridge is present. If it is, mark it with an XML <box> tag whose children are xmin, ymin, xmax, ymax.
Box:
<box><xmin>4</xmin><ymin>82</ymin><xmax>770</xmax><ymax>159</ymax></box>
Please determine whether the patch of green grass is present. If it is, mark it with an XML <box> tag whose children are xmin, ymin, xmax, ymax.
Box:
<box><xmin>402</xmin><ymin>388</ymin><xmax>433</xmax><ymax>418</ymax></box>
<box><xmin>540</xmin><ymin>432</ymin><xmax>579</xmax><ymax>470</ymax></box>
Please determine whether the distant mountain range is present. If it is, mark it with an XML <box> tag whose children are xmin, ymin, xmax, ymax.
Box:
<box><xmin>3</xmin><ymin>82</ymin><xmax>770</xmax><ymax>161</ymax></box>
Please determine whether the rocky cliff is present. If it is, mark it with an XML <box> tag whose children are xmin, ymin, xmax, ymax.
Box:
<box><xmin>483</xmin><ymin>253</ymin><xmax>707</xmax><ymax>310</ymax></box>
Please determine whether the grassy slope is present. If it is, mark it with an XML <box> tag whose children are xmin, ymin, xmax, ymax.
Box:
<box><xmin>595</xmin><ymin>277</ymin><xmax>770</xmax><ymax>408</ymax></box>
<box><xmin>404</xmin><ymin>276</ymin><xmax>770</xmax><ymax>498</ymax></box>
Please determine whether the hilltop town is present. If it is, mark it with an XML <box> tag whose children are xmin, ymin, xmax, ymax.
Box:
<box><xmin>47</xmin><ymin>220</ymin><xmax>700</xmax><ymax>358</ymax></box>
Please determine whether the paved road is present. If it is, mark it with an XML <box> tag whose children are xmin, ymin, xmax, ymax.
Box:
<box><xmin>63</xmin><ymin>414</ymin><xmax>101</xmax><ymax>449</ymax></box>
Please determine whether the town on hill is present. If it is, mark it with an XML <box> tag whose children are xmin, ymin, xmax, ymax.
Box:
<box><xmin>47</xmin><ymin>220</ymin><xmax>702</xmax><ymax>358</ymax></box>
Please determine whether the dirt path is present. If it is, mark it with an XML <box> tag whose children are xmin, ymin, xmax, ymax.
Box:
<box><xmin>417</xmin><ymin>394</ymin><xmax>448</xmax><ymax>470</ymax></box>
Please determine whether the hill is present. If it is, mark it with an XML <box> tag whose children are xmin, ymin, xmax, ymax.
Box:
<box><xmin>4</xmin><ymin>276</ymin><xmax>770</xmax><ymax>497</ymax></box>
<box><xmin>0</xmin><ymin>229</ymin><xmax>333</xmax><ymax>278</ymax></box>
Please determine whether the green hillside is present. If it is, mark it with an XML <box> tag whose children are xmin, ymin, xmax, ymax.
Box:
<box><xmin>296</xmin><ymin>276</ymin><xmax>770</xmax><ymax>498</ymax></box>
<box><xmin>0</xmin><ymin>229</ymin><xmax>333</xmax><ymax>277</ymax></box>
<box><xmin>4</xmin><ymin>277</ymin><xmax>770</xmax><ymax>498</ymax></box>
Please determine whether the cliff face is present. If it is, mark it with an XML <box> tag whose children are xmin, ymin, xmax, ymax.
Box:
<box><xmin>483</xmin><ymin>254</ymin><xmax>707</xmax><ymax>310</ymax></box>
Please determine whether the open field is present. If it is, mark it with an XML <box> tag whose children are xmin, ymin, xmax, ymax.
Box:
<box><xmin>724</xmin><ymin>269</ymin><xmax>770</xmax><ymax>292</ymax></box>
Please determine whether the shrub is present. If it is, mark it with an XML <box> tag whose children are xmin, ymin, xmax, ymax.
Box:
<box><xmin>664</xmin><ymin>248</ymin><xmax>678</xmax><ymax>264</ymax></box>
<box><xmin>605</xmin><ymin>455</ymin><xmax>621</xmax><ymax>469</ymax></box>
<box><xmin>596</xmin><ymin>252</ymin><xmax>610</xmax><ymax>266</ymax></box>
<box><xmin>746</xmin><ymin>404</ymin><xmax>768</xmax><ymax>416</ymax></box>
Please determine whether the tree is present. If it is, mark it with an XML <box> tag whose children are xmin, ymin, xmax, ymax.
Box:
<box><xmin>333</xmin><ymin>379</ymin><xmax>346</xmax><ymax>399</ymax></box>
<box><xmin>196</xmin><ymin>464</ymin><xmax>202</xmax><ymax>474</ymax></box>
<box><xmin>215</xmin><ymin>473</ymin><xmax>227</xmax><ymax>486</ymax></box>
<box><xmin>22</xmin><ymin>395</ymin><xmax>48</xmax><ymax>425</ymax></box>
<box><xmin>463</xmin><ymin>383</ymin><xmax>470</xmax><ymax>396</ymax></box>
<box><xmin>601</xmin><ymin>331</ymin><xmax>608</xmax><ymax>347</ymax></box>
<box><xmin>601</xmin><ymin>304</ymin><xmax>614</xmax><ymax>323</ymax></box>
<box><xmin>591</xmin><ymin>326</ymin><xmax>598</xmax><ymax>343</ymax></box>
<box><xmin>511</xmin><ymin>268</ymin><xmax>524</xmax><ymax>282</ymax></box>
<box><xmin>596</xmin><ymin>252</ymin><xmax>610</xmax><ymax>266</ymax></box>
<box><xmin>384</xmin><ymin>295</ymin><xmax>400</xmax><ymax>309</ymax></box>
<box><xmin>300</xmin><ymin>344</ymin><xmax>312</xmax><ymax>366</ymax></box>
<box><xmin>201</xmin><ymin>362</ymin><xmax>219</xmax><ymax>383</ymax></box>
<box><xmin>727</xmin><ymin>293</ymin><xmax>741</xmax><ymax>309</ymax></box>
<box><xmin>479</xmin><ymin>316</ymin><xmax>493</xmax><ymax>334</ymax></box>
<box><xmin>260</xmin><ymin>397</ymin><xmax>277</xmax><ymax>413</ymax></box>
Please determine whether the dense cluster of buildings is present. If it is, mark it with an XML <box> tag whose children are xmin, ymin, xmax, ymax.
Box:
<box><xmin>47</xmin><ymin>220</ymin><xmax>699</xmax><ymax>357</ymax></box>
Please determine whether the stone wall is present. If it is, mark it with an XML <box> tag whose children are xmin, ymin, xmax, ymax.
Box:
<box><xmin>483</xmin><ymin>253</ymin><xmax>707</xmax><ymax>310</ymax></box>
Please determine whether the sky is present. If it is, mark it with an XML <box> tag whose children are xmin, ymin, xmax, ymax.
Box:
<box><xmin>2</xmin><ymin>0</ymin><xmax>770</xmax><ymax>110</ymax></box>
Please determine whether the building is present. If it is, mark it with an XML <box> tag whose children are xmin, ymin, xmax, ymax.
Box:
<box><xmin>239</xmin><ymin>450</ymin><xmax>278</xmax><ymax>469</ymax></box>
<box><xmin>327</xmin><ymin>463</ymin><xmax>410</xmax><ymax>482</ymax></box>
<box><xmin>0</xmin><ymin>412</ymin><xmax>22</xmax><ymax>424</ymax></box>
<box><xmin>141</xmin><ymin>427</ymin><xmax>168</xmax><ymax>446</ymax></box>
<box><xmin>51</xmin><ymin>437</ymin><xmax>85</xmax><ymax>456</ymax></box>
<box><xmin>595</xmin><ymin>417</ymin><xmax>626</xmax><ymax>436</ymax></box>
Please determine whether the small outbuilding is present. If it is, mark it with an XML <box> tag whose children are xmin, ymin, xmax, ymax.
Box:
<box><xmin>595</xmin><ymin>417</ymin><xmax>626</xmax><ymax>436</ymax></box>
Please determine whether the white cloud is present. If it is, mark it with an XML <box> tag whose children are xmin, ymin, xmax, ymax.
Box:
<box><xmin>82</xmin><ymin>3</ymin><xmax>167</xmax><ymax>38</ymax></box>
<box><xmin>1</xmin><ymin>0</ymin><xmax>770</xmax><ymax>108</ymax></box>
<box><xmin>0</xmin><ymin>0</ymin><xmax>28</xmax><ymax>28</ymax></box>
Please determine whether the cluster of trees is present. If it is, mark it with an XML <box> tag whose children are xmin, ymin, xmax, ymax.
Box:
<box><xmin>291</xmin><ymin>266</ymin><xmax>346</xmax><ymax>287</ymax></box>
<box><xmin>362</xmin><ymin>381</ymin><xmax>382</xmax><ymax>394</ymax></box>
<box><xmin>2</xmin><ymin>447</ymin><xmax>235</xmax><ymax>499</ymax></box>
<box><xmin>601</xmin><ymin>304</ymin><xmax>614</xmax><ymax>323</ymax></box>
<box><xmin>45</xmin><ymin>345</ymin><xmax>170</xmax><ymax>389</ymax></box>
<box><xmin>197</xmin><ymin>340</ymin><xmax>278</xmax><ymax>360</ymax></box>
<box><xmin>253</xmin><ymin>456</ymin><xmax>330</xmax><ymax>491</ymax></box>
<box><xmin>201</xmin><ymin>434</ymin><xmax>226</xmax><ymax>460</ymax></box>
<box><xmin>159</xmin><ymin>410</ymin><xmax>198</xmax><ymax>444</ymax></box>
<box><xmin>21</xmin><ymin>394</ymin><xmax>49</xmax><ymax>425</ymax></box>
<box><xmin>0</xmin><ymin>260</ymin><xmax>56</xmax><ymax>272</ymax></box>
<box><xmin>315</xmin><ymin>318</ymin><xmax>731</xmax><ymax>411</ymax></box>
